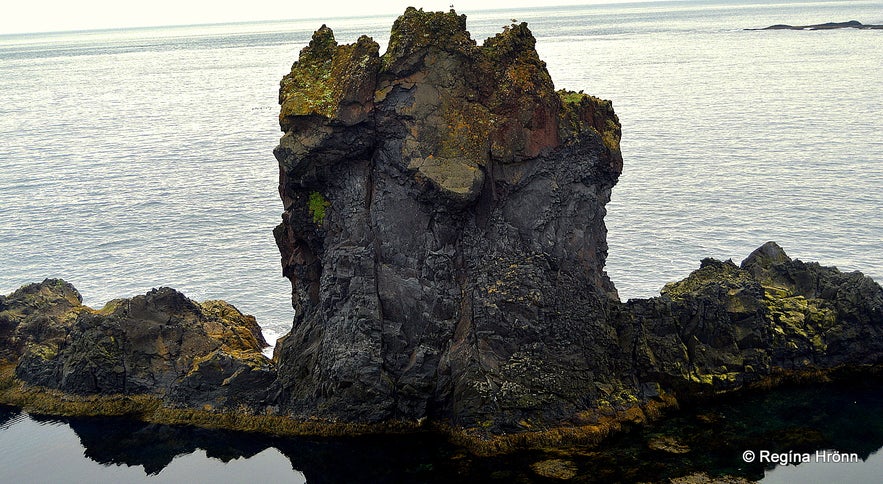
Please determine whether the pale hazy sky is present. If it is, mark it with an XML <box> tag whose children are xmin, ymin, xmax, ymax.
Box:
<box><xmin>1</xmin><ymin>0</ymin><xmax>648</xmax><ymax>35</ymax></box>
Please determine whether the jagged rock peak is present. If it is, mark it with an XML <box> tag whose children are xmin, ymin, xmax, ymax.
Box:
<box><xmin>385</xmin><ymin>7</ymin><xmax>474</xmax><ymax>61</ymax></box>
<box><xmin>279</xmin><ymin>26</ymin><xmax>380</xmax><ymax>130</ymax></box>
<box><xmin>742</xmin><ymin>240</ymin><xmax>792</xmax><ymax>268</ymax></box>
<box><xmin>272</xmin><ymin>9</ymin><xmax>624</xmax><ymax>430</ymax></box>
<box><xmin>276</xmin><ymin>9</ymin><xmax>622</xmax><ymax>188</ymax></box>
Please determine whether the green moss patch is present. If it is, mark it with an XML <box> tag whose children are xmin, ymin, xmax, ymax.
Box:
<box><xmin>557</xmin><ymin>89</ymin><xmax>621</xmax><ymax>151</ymax></box>
<box><xmin>661</xmin><ymin>259</ymin><xmax>754</xmax><ymax>300</ymax></box>
<box><xmin>308</xmin><ymin>191</ymin><xmax>331</xmax><ymax>224</ymax></box>
<box><xmin>279</xmin><ymin>27</ymin><xmax>380</xmax><ymax>130</ymax></box>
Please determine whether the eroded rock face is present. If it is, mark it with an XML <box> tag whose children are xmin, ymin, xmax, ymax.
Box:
<box><xmin>1</xmin><ymin>280</ymin><xmax>274</xmax><ymax>410</ymax></box>
<box><xmin>272</xmin><ymin>9</ymin><xmax>883</xmax><ymax>432</ymax></box>
<box><xmin>273</xmin><ymin>8</ymin><xmax>623</xmax><ymax>429</ymax></box>
<box><xmin>619</xmin><ymin>241</ymin><xmax>883</xmax><ymax>397</ymax></box>
<box><xmin>0</xmin><ymin>279</ymin><xmax>82</xmax><ymax>365</ymax></box>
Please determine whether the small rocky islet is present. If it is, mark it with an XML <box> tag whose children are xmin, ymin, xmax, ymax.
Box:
<box><xmin>747</xmin><ymin>20</ymin><xmax>883</xmax><ymax>30</ymax></box>
<box><xmin>2</xmin><ymin>8</ymin><xmax>882</xmax><ymax>456</ymax></box>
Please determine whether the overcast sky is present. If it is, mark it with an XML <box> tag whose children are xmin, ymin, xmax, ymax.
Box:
<box><xmin>1</xmin><ymin>0</ymin><xmax>652</xmax><ymax>35</ymax></box>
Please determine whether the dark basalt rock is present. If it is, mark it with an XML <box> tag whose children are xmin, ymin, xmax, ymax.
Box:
<box><xmin>0</xmin><ymin>279</ymin><xmax>82</xmax><ymax>365</ymax></box>
<box><xmin>1</xmin><ymin>279</ymin><xmax>274</xmax><ymax>410</ymax></box>
<box><xmin>271</xmin><ymin>9</ymin><xmax>882</xmax><ymax>434</ymax></box>
<box><xmin>620</xmin><ymin>241</ymin><xmax>883</xmax><ymax>399</ymax></box>
<box><xmin>273</xmin><ymin>7</ymin><xmax>623</xmax><ymax>430</ymax></box>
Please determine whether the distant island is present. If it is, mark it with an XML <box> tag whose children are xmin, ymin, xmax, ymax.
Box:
<box><xmin>748</xmin><ymin>20</ymin><xmax>883</xmax><ymax>30</ymax></box>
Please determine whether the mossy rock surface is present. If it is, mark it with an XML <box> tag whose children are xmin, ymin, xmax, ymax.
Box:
<box><xmin>530</xmin><ymin>458</ymin><xmax>578</xmax><ymax>480</ymax></box>
<box><xmin>271</xmin><ymin>8</ymin><xmax>882</xmax><ymax>441</ymax></box>
<box><xmin>2</xmin><ymin>280</ymin><xmax>272</xmax><ymax>409</ymax></box>
<box><xmin>279</xmin><ymin>27</ymin><xmax>380</xmax><ymax>130</ymax></box>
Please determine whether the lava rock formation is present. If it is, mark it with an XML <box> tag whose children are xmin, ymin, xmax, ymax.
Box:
<box><xmin>2</xmin><ymin>9</ymin><xmax>881</xmax><ymax>449</ymax></box>
<box><xmin>273</xmin><ymin>8</ymin><xmax>624</xmax><ymax>430</ymax></box>
<box><xmin>272</xmin><ymin>9</ymin><xmax>882</xmax><ymax>434</ymax></box>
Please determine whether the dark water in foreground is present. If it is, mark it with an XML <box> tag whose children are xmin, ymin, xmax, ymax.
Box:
<box><xmin>1</xmin><ymin>378</ymin><xmax>881</xmax><ymax>483</ymax></box>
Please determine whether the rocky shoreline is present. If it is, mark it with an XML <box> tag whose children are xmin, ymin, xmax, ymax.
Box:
<box><xmin>2</xmin><ymin>241</ymin><xmax>880</xmax><ymax>454</ymax></box>
<box><xmin>2</xmin><ymin>9</ymin><xmax>881</xmax><ymax>455</ymax></box>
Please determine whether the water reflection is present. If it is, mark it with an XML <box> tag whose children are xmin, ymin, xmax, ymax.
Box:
<box><xmin>609</xmin><ymin>378</ymin><xmax>883</xmax><ymax>482</ymax></box>
<box><xmin>68</xmin><ymin>417</ymin><xmax>280</xmax><ymax>475</ymax></box>
<box><xmin>0</xmin><ymin>378</ymin><xmax>881</xmax><ymax>482</ymax></box>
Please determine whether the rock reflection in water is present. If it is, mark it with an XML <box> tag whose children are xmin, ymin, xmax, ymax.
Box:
<box><xmin>67</xmin><ymin>418</ymin><xmax>276</xmax><ymax>475</ymax></box>
<box><xmin>0</xmin><ymin>377</ymin><xmax>881</xmax><ymax>482</ymax></box>
<box><xmin>619</xmin><ymin>377</ymin><xmax>883</xmax><ymax>481</ymax></box>
<box><xmin>35</xmin><ymin>414</ymin><xmax>473</xmax><ymax>483</ymax></box>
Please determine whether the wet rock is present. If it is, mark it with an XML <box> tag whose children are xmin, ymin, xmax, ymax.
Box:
<box><xmin>667</xmin><ymin>472</ymin><xmax>755</xmax><ymax>484</ymax></box>
<box><xmin>647</xmin><ymin>435</ymin><xmax>690</xmax><ymax>454</ymax></box>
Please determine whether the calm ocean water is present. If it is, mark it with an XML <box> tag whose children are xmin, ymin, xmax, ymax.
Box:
<box><xmin>1</xmin><ymin>0</ymin><xmax>881</xmax><ymax>480</ymax></box>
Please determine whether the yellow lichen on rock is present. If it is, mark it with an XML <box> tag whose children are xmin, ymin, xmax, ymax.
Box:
<box><xmin>557</xmin><ymin>89</ymin><xmax>621</xmax><ymax>151</ymax></box>
<box><xmin>279</xmin><ymin>26</ymin><xmax>380</xmax><ymax>130</ymax></box>
<box><xmin>530</xmin><ymin>458</ymin><xmax>578</xmax><ymax>480</ymax></box>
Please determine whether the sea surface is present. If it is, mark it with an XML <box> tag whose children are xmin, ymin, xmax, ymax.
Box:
<box><xmin>1</xmin><ymin>0</ymin><xmax>881</xmax><ymax>481</ymax></box>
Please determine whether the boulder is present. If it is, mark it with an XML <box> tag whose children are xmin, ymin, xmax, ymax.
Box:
<box><xmin>1</xmin><ymin>280</ymin><xmax>274</xmax><ymax>410</ymax></box>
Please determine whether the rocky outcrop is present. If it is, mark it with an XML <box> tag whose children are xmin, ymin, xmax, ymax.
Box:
<box><xmin>619</xmin><ymin>241</ymin><xmax>883</xmax><ymax>400</ymax></box>
<box><xmin>0</xmin><ymin>279</ymin><xmax>82</xmax><ymax>365</ymax></box>
<box><xmin>4</xmin><ymin>240</ymin><xmax>878</xmax><ymax>446</ymax></box>
<box><xmin>273</xmin><ymin>7</ymin><xmax>623</xmax><ymax>430</ymax></box>
<box><xmin>271</xmin><ymin>8</ymin><xmax>882</xmax><ymax>437</ymax></box>
<box><xmin>748</xmin><ymin>20</ymin><xmax>883</xmax><ymax>30</ymax></box>
<box><xmin>0</xmin><ymin>279</ymin><xmax>274</xmax><ymax>410</ymax></box>
<box><xmin>2</xmin><ymin>9</ymin><xmax>882</xmax><ymax>452</ymax></box>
